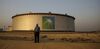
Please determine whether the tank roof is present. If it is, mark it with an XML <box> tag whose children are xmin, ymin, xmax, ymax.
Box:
<box><xmin>12</xmin><ymin>12</ymin><xmax>75</xmax><ymax>19</ymax></box>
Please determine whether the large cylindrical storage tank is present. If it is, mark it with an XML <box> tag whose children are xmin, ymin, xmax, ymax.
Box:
<box><xmin>12</xmin><ymin>12</ymin><xmax>75</xmax><ymax>31</ymax></box>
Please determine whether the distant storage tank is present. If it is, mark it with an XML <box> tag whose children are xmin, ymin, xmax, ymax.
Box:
<box><xmin>12</xmin><ymin>12</ymin><xmax>75</xmax><ymax>31</ymax></box>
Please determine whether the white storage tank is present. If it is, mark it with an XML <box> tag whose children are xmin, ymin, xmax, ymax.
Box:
<box><xmin>12</xmin><ymin>12</ymin><xmax>75</xmax><ymax>31</ymax></box>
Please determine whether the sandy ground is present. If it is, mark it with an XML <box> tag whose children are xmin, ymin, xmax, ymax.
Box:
<box><xmin>0</xmin><ymin>40</ymin><xmax>100</xmax><ymax>49</ymax></box>
<box><xmin>0</xmin><ymin>32</ymin><xmax>100</xmax><ymax>49</ymax></box>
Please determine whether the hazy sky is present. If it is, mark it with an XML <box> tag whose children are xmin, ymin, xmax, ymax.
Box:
<box><xmin>0</xmin><ymin>0</ymin><xmax>100</xmax><ymax>31</ymax></box>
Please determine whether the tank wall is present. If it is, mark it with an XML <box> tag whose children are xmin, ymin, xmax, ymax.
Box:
<box><xmin>12</xmin><ymin>15</ymin><xmax>75</xmax><ymax>31</ymax></box>
<box><xmin>55</xmin><ymin>16</ymin><xmax>75</xmax><ymax>31</ymax></box>
<box><xmin>12</xmin><ymin>15</ymin><xmax>42</xmax><ymax>30</ymax></box>
<box><xmin>6</xmin><ymin>26</ymin><xmax>12</xmax><ymax>31</ymax></box>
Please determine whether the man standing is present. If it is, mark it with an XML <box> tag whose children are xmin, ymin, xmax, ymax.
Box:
<box><xmin>34</xmin><ymin>24</ymin><xmax>40</xmax><ymax>43</ymax></box>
